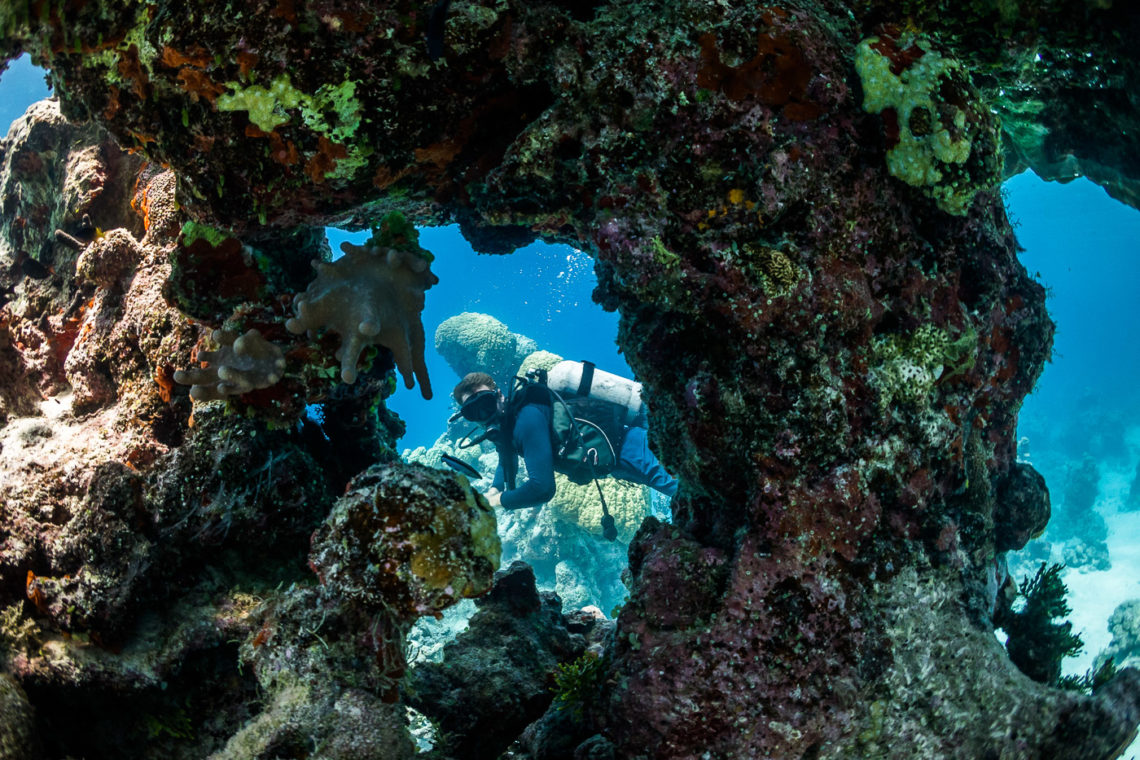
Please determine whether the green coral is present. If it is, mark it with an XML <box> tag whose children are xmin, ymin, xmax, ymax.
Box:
<box><xmin>651</xmin><ymin>237</ymin><xmax>680</xmax><ymax>271</ymax></box>
<box><xmin>434</xmin><ymin>312</ymin><xmax>538</xmax><ymax>386</ymax></box>
<box><xmin>179</xmin><ymin>220</ymin><xmax>232</xmax><ymax>248</ymax></box>
<box><xmin>855</xmin><ymin>34</ymin><xmax>1000</xmax><ymax>215</ymax></box>
<box><xmin>76</xmin><ymin>5</ymin><xmax>167</xmax><ymax>89</ymax></box>
<box><xmin>869</xmin><ymin>323</ymin><xmax>976</xmax><ymax>410</ymax></box>
<box><xmin>517</xmin><ymin>350</ymin><xmax>563</xmax><ymax>377</ymax></box>
<box><xmin>217</xmin><ymin>74</ymin><xmax>361</xmax><ymax>140</ymax></box>
<box><xmin>366</xmin><ymin>211</ymin><xmax>431</xmax><ymax>260</ymax></box>
<box><xmin>546</xmin><ymin>474</ymin><xmax>651</xmax><ymax>543</ymax></box>
<box><xmin>216</xmin><ymin>74</ymin><xmax>367</xmax><ymax>180</ymax></box>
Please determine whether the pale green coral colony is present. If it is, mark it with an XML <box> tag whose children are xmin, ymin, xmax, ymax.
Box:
<box><xmin>855</xmin><ymin>36</ymin><xmax>991</xmax><ymax>215</ymax></box>
<box><xmin>217</xmin><ymin>74</ymin><xmax>368</xmax><ymax>180</ymax></box>
<box><xmin>870</xmin><ymin>324</ymin><xmax>976</xmax><ymax>410</ymax></box>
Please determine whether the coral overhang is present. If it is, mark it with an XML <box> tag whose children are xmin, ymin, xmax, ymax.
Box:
<box><xmin>2</xmin><ymin>0</ymin><xmax>1139</xmax><ymax>758</ymax></box>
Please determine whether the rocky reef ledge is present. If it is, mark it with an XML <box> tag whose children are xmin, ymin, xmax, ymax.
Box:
<box><xmin>2</xmin><ymin>0</ymin><xmax>1139</xmax><ymax>758</ymax></box>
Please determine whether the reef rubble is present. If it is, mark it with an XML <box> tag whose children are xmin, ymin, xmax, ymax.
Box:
<box><xmin>2</xmin><ymin>1</ymin><xmax>1140</xmax><ymax>758</ymax></box>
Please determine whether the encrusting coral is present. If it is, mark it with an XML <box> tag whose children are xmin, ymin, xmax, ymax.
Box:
<box><xmin>174</xmin><ymin>328</ymin><xmax>285</xmax><ymax>401</ymax></box>
<box><xmin>855</xmin><ymin>29</ymin><xmax>1001</xmax><ymax>215</ymax></box>
<box><xmin>286</xmin><ymin>241</ymin><xmax>437</xmax><ymax>398</ymax></box>
<box><xmin>309</xmin><ymin>461</ymin><xmax>501</xmax><ymax>622</ymax></box>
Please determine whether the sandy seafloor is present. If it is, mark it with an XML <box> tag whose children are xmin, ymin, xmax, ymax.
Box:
<box><xmin>1055</xmin><ymin>440</ymin><xmax>1140</xmax><ymax>760</ymax></box>
<box><xmin>3</xmin><ymin>53</ymin><xmax>1140</xmax><ymax>758</ymax></box>
<box><xmin>1065</xmin><ymin>459</ymin><xmax>1140</xmax><ymax>677</ymax></box>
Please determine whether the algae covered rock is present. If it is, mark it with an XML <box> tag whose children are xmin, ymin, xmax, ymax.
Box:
<box><xmin>309</xmin><ymin>460</ymin><xmax>500</xmax><ymax>621</ymax></box>
<box><xmin>0</xmin><ymin>673</ymin><xmax>38</xmax><ymax>760</ymax></box>
<box><xmin>4</xmin><ymin>0</ymin><xmax>1140</xmax><ymax>757</ymax></box>
<box><xmin>406</xmin><ymin>561</ymin><xmax>586</xmax><ymax>760</ymax></box>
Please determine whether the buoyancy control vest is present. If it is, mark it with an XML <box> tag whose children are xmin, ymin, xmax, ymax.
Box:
<box><xmin>501</xmin><ymin>361</ymin><xmax>641</xmax><ymax>489</ymax></box>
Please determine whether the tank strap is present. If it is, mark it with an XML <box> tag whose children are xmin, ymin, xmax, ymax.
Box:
<box><xmin>577</xmin><ymin>360</ymin><xmax>596</xmax><ymax>397</ymax></box>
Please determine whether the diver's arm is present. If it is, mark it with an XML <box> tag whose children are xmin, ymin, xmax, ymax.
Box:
<box><xmin>499</xmin><ymin>406</ymin><xmax>557</xmax><ymax>509</ymax></box>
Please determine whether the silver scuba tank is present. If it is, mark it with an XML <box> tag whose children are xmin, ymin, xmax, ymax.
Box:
<box><xmin>545</xmin><ymin>360</ymin><xmax>644</xmax><ymax>426</ymax></box>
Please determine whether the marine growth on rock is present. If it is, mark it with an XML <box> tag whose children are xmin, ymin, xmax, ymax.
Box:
<box><xmin>1</xmin><ymin>0</ymin><xmax>1139</xmax><ymax>758</ymax></box>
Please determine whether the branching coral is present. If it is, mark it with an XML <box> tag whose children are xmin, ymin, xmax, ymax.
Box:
<box><xmin>996</xmin><ymin>562</ymin><xmax>1084</xmax><ymax>686</ymax></box>
<box><xmin>286</xmin><ymin>241</ymin><xmax>437</xmax><ymax>398</ymax></box>
<box><xmin>174</xmin><ymin>328</ymin><xmax>285</xmax><ymax>401</ymax></box>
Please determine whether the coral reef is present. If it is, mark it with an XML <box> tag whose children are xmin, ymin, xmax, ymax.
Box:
<box><xmin>212</xmin><ymin>586</ymin><xmax>417</xmax><ymax>760</ymax></box>
<box><xmin>309</xmin><ymin>460</ymin><xmax>500</xmax><ymax>622</ymax></box>
<box><xmin>417</xmin><ymin>315</ymin><xmax>648</xmax><ymax>615</ymax></box>
<box><xmin>855</xmin><ymin>30</ymin><xmax>1001</xmax><ymax>215</ymax></box>
<box><xmin>1051</xmin><ymin>454</ymin><xmax>1111</xmax><ymax>571</ymax></box>
<box><xmin>0</xmin><ymin>99</ymin><xmax>431</xmax><ymax>757</ymax></box>
<box><xmin>2</xmin><ymin>0</ymin><xmax>1140</xmax><ymax>757</ymax></box>
<box><xmin>1127</xmin><ymin>461</ymin><xmax>1140</xmax><ymax>512</ymax></box>
<box><xmin>0</xmin><ymin>673</ymin><xmax>39</xmax><ymax>759</ymax></box>
<box><xmin>406</xmin><ymin>561</ymin><xmax>586</xmax><ymax>760</ymax></box>
<box><xmin>434</xmin><ymin>311</ymin><xmax>538</xmax><ymax>390</ymax></box>
<box><xmin>1097</xmin><ymin>600</ymin><xmax>1140</xmax><ymax>674</ymax></box>
<box><xmin>994</xmin><ymin>461</ymin><xmax>1051</xmax><ymax>552</ymax></box>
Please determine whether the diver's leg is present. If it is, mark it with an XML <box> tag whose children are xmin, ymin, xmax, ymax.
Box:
<box><xmin>612</xmin><ymin>426</ymin><xmax>678</xmax><ymax>497</ymax></box>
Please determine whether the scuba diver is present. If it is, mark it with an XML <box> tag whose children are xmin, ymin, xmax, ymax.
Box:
<box><xmin>450</xmin><ymin>364</ymin><xmax>678</xmax><ymax>512</ymax></box>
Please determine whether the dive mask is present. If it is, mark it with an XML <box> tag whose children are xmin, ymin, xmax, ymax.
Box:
<box><xmin>457</xmin><ymin>389</ymin><xmax>500</xmax><ymax>425</ymax></box>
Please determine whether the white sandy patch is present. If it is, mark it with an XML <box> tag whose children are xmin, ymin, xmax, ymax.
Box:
<box><xmin>1063</xmin><ymin>445</ymin><xmax>1140</xmax><ymax>760</ymax></box>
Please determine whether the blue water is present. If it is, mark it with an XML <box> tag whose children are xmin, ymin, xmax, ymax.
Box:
<box><xmin>327</xmin><ymin>227</ymin><xmax>625</xmax><ymax>451</ymax></box>
<box><xmin>0</xmin><ymin>55</ymin><xmax>51</xmax><ymax>129</ymax></box>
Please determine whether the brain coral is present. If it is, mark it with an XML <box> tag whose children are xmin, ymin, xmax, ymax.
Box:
<box><xmin>517</xmin><ymin>350</ymin><xmax>563</xmax><ymax>378</ymax></box>
<box><xmin>434</xmin><ymin>312</ymin><xmax>537</xmax><ymax>389</ymax></box>
<box><xmin>547</xmin><ymin>474</ymin><xmax>652</xmax><ymax>544</ymax></box>
<box><xmin>287</xmin><ymin>241</ymin><xmax>437</xmax><ymax>398</ymax></box>
<box><xmin>174</xmin><ymin>328</ymin><xmax>285</xmax><ymax>402</ymax></box>
<box><xmin>309</xmin><ymin>461</ymin><xmax>501</xmax><ymax>621</ymax></box>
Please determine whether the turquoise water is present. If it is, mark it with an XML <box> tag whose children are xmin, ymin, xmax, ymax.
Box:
<box><xmin>327</xmin><ymin>226</ymin><xmax>625</xmax><ymax>451</ymax></box>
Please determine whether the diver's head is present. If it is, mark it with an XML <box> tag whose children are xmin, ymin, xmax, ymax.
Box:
<box><xmin>452</xmin><ymin>372</ymin><xmax>503</xmax><ymax>426</ymax></box>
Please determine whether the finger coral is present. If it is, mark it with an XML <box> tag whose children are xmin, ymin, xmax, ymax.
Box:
<box><xmin>286</xmin><ymin>241</ymin><xmax>437</xmax><ymax>398</ymax></box>
<box><xmin>174</xmin><ymin>328</ymin><xmax>285</xmax><ymax>401</ymax></box>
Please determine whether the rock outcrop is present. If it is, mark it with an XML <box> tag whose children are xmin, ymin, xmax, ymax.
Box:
<box><xmin>2</xmin><ymin>0</ymin><xmax>1140</xmax><ymax>757</ymax></box>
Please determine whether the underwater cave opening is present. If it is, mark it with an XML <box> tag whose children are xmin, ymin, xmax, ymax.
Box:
<box><xmin>325</xmin><ymin>224</ymin><xmax>630</xmax><ymax>455</ymax></box>
<box><xmin>1002</xmin><ymin>171</ymin><xmax>1140</xmax><ymax>721</ymax></box>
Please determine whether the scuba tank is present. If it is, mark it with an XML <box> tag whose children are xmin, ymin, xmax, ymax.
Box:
<box><xmin>545</xmin><ymin>360</ymin><xmax>644</xmax><ymax>426</ymax></box>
